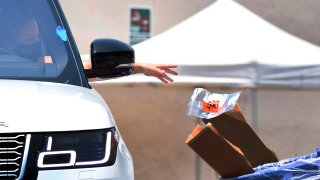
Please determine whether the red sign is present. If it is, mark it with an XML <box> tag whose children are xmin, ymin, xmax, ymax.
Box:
<box><xmin>130</xmin><ymin>7</ymin><xmax>151</xmax><ymax>45</ymax></box>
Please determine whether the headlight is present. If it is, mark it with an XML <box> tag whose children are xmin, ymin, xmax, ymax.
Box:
<box><xmin>37</xmin><ymin>128</ymin><xmax>118</xmax><ymax>168</ymax></box>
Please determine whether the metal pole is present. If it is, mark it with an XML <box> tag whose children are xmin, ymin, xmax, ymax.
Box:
<box><xmin>195</xmin><ymin>117</ymin><xmax>201</xmax><ymax>180</ymax></box>
<box><xmin>195</xmin><ymin>154</ymin><xmax>201</xmax><ymax>180</ymax></box>
<box><xmin>251</xmin><ymin>88</ymin><xmax>258</xmax><ymax>132</ymax></box>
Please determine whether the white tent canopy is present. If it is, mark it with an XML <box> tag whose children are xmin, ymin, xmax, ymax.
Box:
<box><xmin>89</xmin><ymin>0</ymin><xmax>320</xmax><ymax>88</ymax></box>
<box><xmin>134</xmin><ymin>0</ymin><xmax>320</xmax><ymax>66</ymax></box>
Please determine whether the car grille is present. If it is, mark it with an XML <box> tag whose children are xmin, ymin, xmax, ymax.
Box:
<box><xmin>0</xmin><ymin>134</ymin><xmax>26</xmax><ymax>180</ymax></box>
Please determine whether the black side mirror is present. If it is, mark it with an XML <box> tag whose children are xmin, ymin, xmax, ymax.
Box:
<box><xmin>85</xmin><ymin>38</ymin><xmax>135</xmax><ymax>78</ymax></box>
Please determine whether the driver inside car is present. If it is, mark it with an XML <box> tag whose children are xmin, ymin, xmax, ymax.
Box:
<box><xmin>0</xmin><ymin>11</ymin><xmax>51</xmax><ymax>63</ymax></box>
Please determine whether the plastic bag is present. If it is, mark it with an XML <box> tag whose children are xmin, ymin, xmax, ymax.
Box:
<box><xmin>187</xmin><ymin>88</ymin><xmax>241</xmax><ymax>119</ymax></box>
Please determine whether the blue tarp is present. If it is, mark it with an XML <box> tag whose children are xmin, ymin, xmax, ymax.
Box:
<box><xmin>224</xmin><ymin>150</ymin><xmax>320</xmax><ymax>180</ymax></box>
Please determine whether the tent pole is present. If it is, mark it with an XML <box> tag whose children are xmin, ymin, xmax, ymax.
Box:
<box><xmin>195</xmin><ymin>117</ymin><xmax>201</xmax><ymax>180</ymax></box>
<box><xmin>195</xmin><ymin>154</ymin><xmax>201</xmax><ymax>180</ymax></box>
<box><xmin>251</xmin><ymin>88</ymin><xmax>258</xmax><ymax>132</ymax></box>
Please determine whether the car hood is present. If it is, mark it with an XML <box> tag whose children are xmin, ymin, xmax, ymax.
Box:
<box><xmin>0</xmin><ymin>80</ymin><xmax>115</xmax><ymax>133</ymax></box>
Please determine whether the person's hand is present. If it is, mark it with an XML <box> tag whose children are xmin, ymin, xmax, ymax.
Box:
<box><xmin>82</xmin><ymin>59</ymin><xmax>92</xmax><ymax>69</ymax></box>
<box><xmin>133</xmin><ymin>63</ymin><xmax>178</xmax><ymax>83</ymax></box>
<box><xmin>37</xmin><ymin>55</ymin><xmax>53</xmax><ymax>63</ymax></box>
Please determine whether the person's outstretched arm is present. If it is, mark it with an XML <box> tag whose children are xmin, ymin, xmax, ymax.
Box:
<box><xmin>82</xmin><ymin>60</ymin><xmax>178</xmax><ymax>83</ymax></box>
<box><xmin>132</xmin><ymin>63</ymin><xmax>178</xmax><ymax>83</ymax></box>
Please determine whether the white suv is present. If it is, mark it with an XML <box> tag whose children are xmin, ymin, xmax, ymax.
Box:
<box><xmin>0</xmin><ymin>0</ymin><xmax>134</xmax><ymax>179</ymax></box>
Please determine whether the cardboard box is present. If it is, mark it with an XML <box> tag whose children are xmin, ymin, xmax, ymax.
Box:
<box><xmin>186</xmin><ymin>104</ymin><xmax>279</xmax><ymax>178</ymax></box>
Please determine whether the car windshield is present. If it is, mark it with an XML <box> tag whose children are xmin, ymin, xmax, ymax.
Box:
<box><xmin>0</xmin><ymin>0</ymin><xmax>87</xmax><ymax>87</ymax></box>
